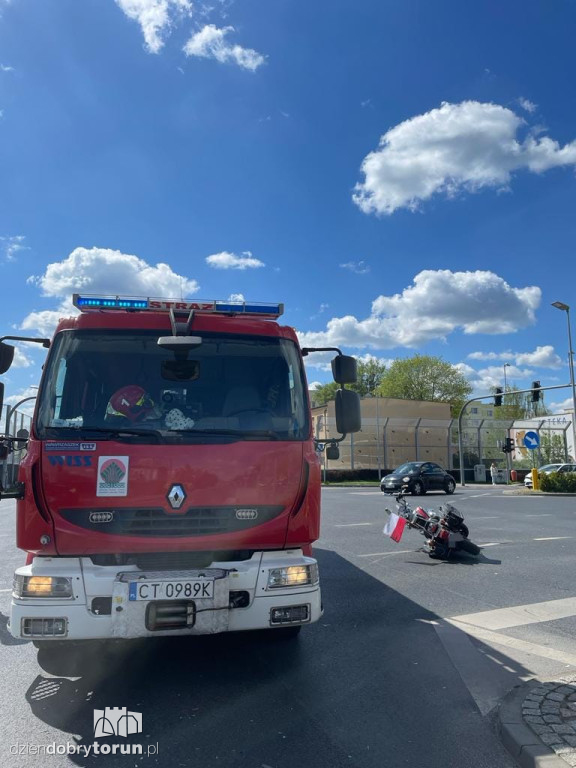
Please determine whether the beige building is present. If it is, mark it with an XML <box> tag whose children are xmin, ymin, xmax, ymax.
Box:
<box><xmin>311</xmin><ymin>396</ymin><xmax>453</xmax><ymax>472</ymax></box>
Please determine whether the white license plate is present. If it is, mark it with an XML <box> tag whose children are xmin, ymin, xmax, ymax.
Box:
<box><xmin>128</xmin><ymin>580</ymin><xmax>214</xmax><ymax>601</ymax></box>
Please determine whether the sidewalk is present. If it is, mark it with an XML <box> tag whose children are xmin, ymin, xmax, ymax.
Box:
<box><xmin>499</xmin><ymin>676</ymin><xmax>576</xmax><ymax>767</ymax></box>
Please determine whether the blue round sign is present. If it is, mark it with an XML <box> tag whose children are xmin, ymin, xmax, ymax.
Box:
<box><xmin>523</xmin><ymin>430</ymin><xmax>540</xmax><ymax>450</ymax></box>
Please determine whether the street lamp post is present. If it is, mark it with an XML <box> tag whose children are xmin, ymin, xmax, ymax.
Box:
<box><xmin>503</xmin><ymin>362</ymin><xmax>510</xmax><ymax>391</ymax></box>
<box><xmin>552</xmin><ymin>301</ymin><xmax>576</xmax><ymax>460</ymax></box>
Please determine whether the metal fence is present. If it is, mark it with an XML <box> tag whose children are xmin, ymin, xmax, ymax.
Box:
<box><xmin>316</xmin><ymin>415</ymin><xmax>574</xmax><ymax>477</ymax></box>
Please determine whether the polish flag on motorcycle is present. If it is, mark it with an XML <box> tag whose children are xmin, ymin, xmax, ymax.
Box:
<box><xmin>383</xmin><ymin>511</ymin><xmax>407</xmax><ymax>543</ymax></box>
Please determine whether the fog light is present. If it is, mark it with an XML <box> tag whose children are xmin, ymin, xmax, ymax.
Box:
<box><xmin>270</xmin><ymin>605</ymin><xmax>310</xmax><ymax>625</ymax></box>
<box><xmin>267</xmin><ymin>564</ymin><xmax>318</xmax><ymax>589</ymax></box>
<box><xmin>22</xmin><ymin>617</ymin><xmax>67</xmax><ymax>637</ymax></box>
<box><xmin>13</xmin><ymin>575</ymin><xmax>73</xmax><ymax>599</ymax></box>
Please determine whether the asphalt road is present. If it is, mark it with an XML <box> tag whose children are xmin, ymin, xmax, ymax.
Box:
<box><xmin>0</xmin><ymin>487</ymin><xmax>574</xmax><ymax>768</ymax></box>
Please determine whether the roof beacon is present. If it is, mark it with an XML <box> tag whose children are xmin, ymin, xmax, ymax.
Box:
<box><xmin>73</xmin><ymin>294</ymin><xmax>283</xmax><ymax>318</ymax></box>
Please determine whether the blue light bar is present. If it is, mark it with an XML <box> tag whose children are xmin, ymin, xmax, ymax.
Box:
<box><xmin>73</xmin><ymin>294</ymin><xmax>283</xmax><ymax>317</ymax></box>
<box><xmin>214</xmin><ymin>301</ymin><xmax>283</xmax><ymax>315</ymax></box>
<box><xmin>74</xmin><ymin>295</ymin><xmax>148</xmax><ymax>310</ymax></box>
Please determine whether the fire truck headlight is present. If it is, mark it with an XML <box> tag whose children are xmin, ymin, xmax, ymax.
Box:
<box><xmin>13</xmin><ymin>575</ymin><xmax>73</xmax><ymax>599</ymax></box>
<box><xmin>267</xmin><ymin>564</ymin><xmax>319</xmax><ymax>589</ymax></box>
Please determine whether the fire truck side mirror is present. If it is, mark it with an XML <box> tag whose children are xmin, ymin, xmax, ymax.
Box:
<box><xmin>331</xmin><ymin>355</ymin><xmax>357</xmax><ymax>385</ymax></box>
<box><xmin>0</xmin><ymin>342</ymin><xmax>15</xmax><ymax>375</ymax></box>
<box><xmin>326</xmin><ymin>443</ymin><xmax>340</xmax><ymax>460</ymax></box>
<box><xmin>335</xmin><ymin>389</ymin><xmax>361</xmax><ymax>435</ymax></box>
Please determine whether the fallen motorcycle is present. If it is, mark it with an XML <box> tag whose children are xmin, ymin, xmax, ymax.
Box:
<box><xmin>384</xmin><ymin>488</ymin><xmax>481</xmax><ymax>559</ymax></box>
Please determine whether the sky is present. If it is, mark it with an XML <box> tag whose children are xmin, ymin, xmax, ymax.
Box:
<box><xmin>1</xmin><ymin>0</ymin><xmax>576</xmax><ymax>415</ymax></box>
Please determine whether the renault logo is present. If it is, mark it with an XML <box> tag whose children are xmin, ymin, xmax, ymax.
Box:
<box><xmin>167</xmin><ymin>484</ymin><xmax>187</xmax><ymax>511</ymax></box>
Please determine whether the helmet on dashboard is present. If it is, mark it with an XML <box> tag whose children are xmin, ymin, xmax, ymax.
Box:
<box><xmin>106</xmin><ymin>385</ymin><xmax>155</xmax><ymax>423</ymax></box>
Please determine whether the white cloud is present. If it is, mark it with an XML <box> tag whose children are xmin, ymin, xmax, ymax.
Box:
<box><xmin>183</xmin><ymin>24</ymin><xmax>265</xmax><ymax>71</ymax></box>
<box><xmin>0</xmin><ymin>64</ymin><xmax>14</xmax><ymax>72</ymax></box>
<box><xmin>467</xmin><ymin>345</ymin><xmax>562</xmax><ymax>368</ymax></box>
<box><xmin>11</xmin><ymin>347</ymin><xmax>33</xmax><ymax>368</ymax></box>
<box><xmin>228</xmin><ymin>293</ymin><xmax>245</xmax><ymax>302</ymax></box>
<box><xmin>20</xmin><ymin>305</ymin><xmax>72</xmax><ymax>338</ymax></box>
<box><xmin>340</xmin><ymin>260</ymin><xmax>370</xmax><ymax>274</ymax></box>
<box><xmin>515</xmin><ymin>346</ymin><xmax>563</xmax><ymax>367</ymax></box>
<box><xmin>28</xmin><ymin>246</ymin><xmax>199</xmax><ymax>298</ymax></box>
<box><xmin>22</xmin><ymin>246</ymin><xmax>199</xmax><ymax>336</ymax></box>
<box><xmin>115</xmin><ymin>0</ymin><xmax>192</xmax><ymax>54</ymax></box>
<box><xmin>353</xmin><ymin>100</ymin><xmax>576</xmax><ymax>215</ymax></box>
<box><xmin>518</xmin><ymin>97</ymin><xmax>537</xmax><ymax>114</ymax></box>
<box><xmin>299</xmin><ymin>270</ymin><xmax>540</xmax><ymax>352</ymax></box>
<box><xmin>1</xmin><ymin>235</ymin><xmax>28</xmax><ymax>262</ymax></box>
<box><xmin>455</xmin><ymin>361</ymin><xmax>536</xmax><ymax>399</ymax></box>
<box><xmin>548</xmin><ymin>398</ymin><xmax>575</xmax><ymax>414</ymax></box>
<box><xmin>206</xmin><ymin>251</ymin><xmax>265</xmax><ymax>270</ymax></box>
<box><xmin>308</xmin><ymin>381</ymin><xmax>322</xmax><ymax>391</ymax></box>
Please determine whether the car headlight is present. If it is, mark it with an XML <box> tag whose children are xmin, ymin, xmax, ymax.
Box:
<box><xmin>402</xmin><ymin>476</ymin><xmax>411</xmax><ymax>482</ymax></box>
<box><xmin>13</xmin><ymin>575</ymin><xmax>73</xmax><ymax>599</ymax></box>
<box><xmin>267</xmin><ymin>564</ymin><xmax>319</xmax><ymax>589</ymax></box>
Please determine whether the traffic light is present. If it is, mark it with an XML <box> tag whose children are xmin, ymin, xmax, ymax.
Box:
<box><xmin>502</xmin><ymin>437</ymin><xmax>514</xmax><ymax>454</ymax></box>
<box><xmin>494</xmin><ymin>387</ymin><xmax>503</xmax><ymax>407</ymax></box>
<box><xmin>531</xmin><ymin>381</ymin><xmax>541</xmax><ymax>402</ymax></box>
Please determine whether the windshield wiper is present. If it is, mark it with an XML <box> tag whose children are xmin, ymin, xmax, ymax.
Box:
<box><xmin>46</xmin><ymin>426</ymin><xmax>163</xmax><ymax>442</ymax></box>
<box><xmin>180</xmin><ymin>429</ymin><xmax>279</xmax><ymax>441</ymax></box>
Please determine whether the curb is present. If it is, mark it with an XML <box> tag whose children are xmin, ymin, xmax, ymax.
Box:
<box><xmin>498</xmin><ymin>684</ymin><xmax>567</xmax><ymax>768</ymax></box>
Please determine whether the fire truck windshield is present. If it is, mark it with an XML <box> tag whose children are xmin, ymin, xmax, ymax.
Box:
<box><xmin>36</xmin><ymin>330</ymin><xmax>310</xmax><ymax>442</ymax></box>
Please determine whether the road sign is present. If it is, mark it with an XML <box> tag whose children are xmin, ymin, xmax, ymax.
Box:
<box><xmin>523</xmin><ymin>430</ymin><xmax>540</xmax><ymax>450</ymax></box>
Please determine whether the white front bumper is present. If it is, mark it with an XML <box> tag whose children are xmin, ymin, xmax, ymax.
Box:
<box><xmin>10</xmin><ymin>550</ymin><xmax>321</xmax><ymax>641</ymax></box>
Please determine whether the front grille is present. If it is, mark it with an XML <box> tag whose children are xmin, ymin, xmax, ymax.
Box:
<box><xmin>61</xmin><ymin>505</ymin><xmax>284</xmax><ymax>537</ymax></box>
<box><xmin>90</xmin><ymin>550</ymin><xmax>255</xmax><ymax>569</ymax></box>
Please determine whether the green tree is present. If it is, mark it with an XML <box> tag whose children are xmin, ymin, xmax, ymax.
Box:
<box><xmin>539</xmin><ymin>432</ymin><xmax>567</xmax><ymax>463</ymax></box>
<box><xmin>310</xmin><ymin>358</ymin><xmax>387</xmax><ymax>406</ymax></box>
<box><xmin>377</xmin><ymin>355</ymin><xmax>472</xmax><ymax>415</ymax></box>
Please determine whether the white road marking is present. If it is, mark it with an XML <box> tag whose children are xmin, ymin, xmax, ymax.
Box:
<box><xmin>533</xmin><ymin>536</ymin><xmax>572</xmax><ymax>541</ymax></box>
<box><xmin>524</xmin><ymin>514</ymin><xmax>552</xmax><ymax>517</ymax></box>
<box><xmin>449</xmin><ymin>596</ymin><xmax>576</xmax><ymax>631</ymax></box>
<box><xmin>478</xmin><ymin>542</ymin><xmax>501</xmax><ymax>547</ymax></box>
<box><xmin>358</xmin><ymin>549</ymin><xmax>415</xmax><ymax>558</ymax></box>
<box><xmin>334</xmin><ymin>523</ymin><xmax>373</xmax><ymax>527</ymax></box>
<box><xmin>477</xmin><ymin>516</ymin><xmax>500</xmax><ymax>519</ymax></box>
<box><xmin>444</xmin><ymin>621</ymin><xmax>576</xmax><ymax>668</ymax></box>
<box><xmin>0</xmin><ymin>588</ymin><xmax>12</xmax><ymax>593</ymax></box>
<box><xmin>348</xmin><ymin>491</ymin><xmax>382</xmax><ymax>496</ymax></box>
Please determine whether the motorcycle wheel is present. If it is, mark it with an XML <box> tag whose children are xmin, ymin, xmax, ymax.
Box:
<box><xmin>458</xmin><ymin>523</ymin><xmax>469</xmax><ymax>538</ymax></box>
<box><xmin>459</xmin><ymin>539</ymin><xmax>481</xmax><ymax>556</ymax></box>
<box><xmin>412</xmin><ymin>481</ymin><xmax>425</xmax><ymax>496</ymax></box>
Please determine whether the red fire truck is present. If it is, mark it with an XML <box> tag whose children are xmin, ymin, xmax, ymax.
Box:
<box><xmin>0</xmin><ymin>295</ymin><xmax>360</xmax><ymax>645</ymax></box>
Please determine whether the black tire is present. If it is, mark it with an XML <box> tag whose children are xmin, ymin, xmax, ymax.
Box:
<box><xmin>459</xmin><ymin>539</ymin><xmax>481</xmax><ymax>556</ymax></box>
<box><xmin>458</xmin><ymin>523</ymin><xmax>469</xmax><ymax>538</ymax></box>
<box><xmin>412</xmin><ymin>481</ymin><xmax>425</xmax><ymax>496</ymax></box>
<box><xmin>445</xmin><ymin>479</ymin><xmax>456</xmax><ymax>494</ymax></box>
